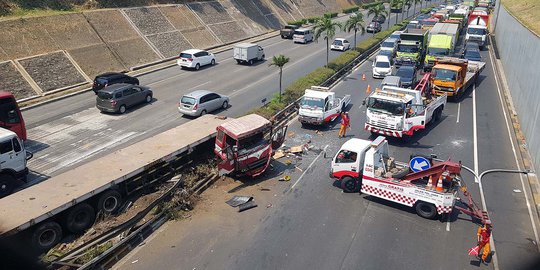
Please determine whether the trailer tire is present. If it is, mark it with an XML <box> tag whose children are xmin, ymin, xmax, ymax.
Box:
<box><xmin>415</xmin><ymin>201</ymin><xmax>438</xmax><ymax>220</ymax></box>
<box><xmin>341</xmin><ymin>177</ymin><xmax>360</xmax><ymax>193</ymax></box>
<box><xmin>31</xmin><ymin>221</ymin><xmax>63</xmax><ymax>251</ymax></box>
<box><xmin>63</xmin><ymin>203</ymin><xmax>96</xmax><ymax>234</ymax></box>
<box><xmin>97</xmin><ymin>190</ymin><xmax>123</xmax><ymax>214</ymax></box>
<box><xmin>0</xmin><ymin>174</ymin><xmax>15</xmax><ymax>198</ymax></box>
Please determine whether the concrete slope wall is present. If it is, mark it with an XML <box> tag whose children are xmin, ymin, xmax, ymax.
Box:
<box><xmin>493</xmin><ymin>5</ymin><xmax>540</xmax><ymax>173</ymax></box>
<box><xmin>0</xmin><ymin>0</ymin><xmax>342</xmax><ymax>100</ymax></box>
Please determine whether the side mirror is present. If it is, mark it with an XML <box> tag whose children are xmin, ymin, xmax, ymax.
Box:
<box><xmin>232</xmin><ymin>145</ymin><xmax>238</xmax><ymax>153</ymax></box>
<box><xmin>362</xmin><ymin>99</ymin><xmax>366</xmax><ymax>106</ymax></box>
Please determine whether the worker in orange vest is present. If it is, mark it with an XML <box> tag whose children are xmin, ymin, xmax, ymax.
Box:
<box><xmin>339</xmin><ymin>112</ymin><xmax>350</xmax><ymax>138</ymax></box>
<box><xmin>477</xmin><ymin>221</ymin><xmax>492</xmax><ymax>264</ymax></box>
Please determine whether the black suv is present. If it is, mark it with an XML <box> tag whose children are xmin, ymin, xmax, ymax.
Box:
<box><xmin>92</xmin><ymin>72</ymin><xmax>139</xmax><ymax>94</ymax></box>
<box><xmin>372</xmin><ymin>14</ymin><xmax>386</xmax><ymax>24</ymax></box>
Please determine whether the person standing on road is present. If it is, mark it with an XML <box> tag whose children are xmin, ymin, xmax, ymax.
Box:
<box><xmin>477</xmin><ymin>222</ymin><xmax>492</xmax><ymax>264</ymax></box>
<box><xmin>339</xmin><ymin>112</ymin><xmax>350</xmax><ymax>138</ymax></box>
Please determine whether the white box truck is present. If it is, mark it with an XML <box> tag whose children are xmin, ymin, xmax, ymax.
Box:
<box><xmin>0</xmin><ymin>128</ymin><xmax>32</xmax><ymax>197</ymax></box>
<box><xmin>233</xmin><ymin>43</ymin><xmax>265</xmax><ymax>65</ymax></box>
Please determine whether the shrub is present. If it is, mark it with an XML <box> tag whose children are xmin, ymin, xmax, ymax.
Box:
<box><xmin>287</xmin><ymin>19</ymin><xmax>305</xmax><ymax>26</ymax></box>
<box><xmin>327</xmin><ymin>50</ymin><xmax>360</xmax><ymax>71</ymax></box>
<box><xmin>306</xmin><ymin>16</ymin><xmax>321</xmax><ymax>23</ymax></box>
<box><xmin>362</xmin><ymin>1</ymin><xmax>383</xmax><ymax>9</ymax></box>
<box><xmin>324</xmin><ymin>12</ymin><xmax>338</xmax><ymax>18</ymax></box>
<box><xmin>283</xmin><ymin>67</ymin><xmax>335</xmax><ymax>103</ymax></box>
<box><xmin>342</xmin><ymin>6</ymin><xmax>360</xmax><ymax>14</ymax></box>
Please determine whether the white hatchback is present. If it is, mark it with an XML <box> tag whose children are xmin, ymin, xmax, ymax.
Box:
<box><xmin>177</xmin><ymin>49</ymin><xmax>216</xmax><ymax>70</ymax></box>
<box><xmin>331</xmin><ymin>38</ymin><xmax>351</xmax><ymax>51</ymax></box>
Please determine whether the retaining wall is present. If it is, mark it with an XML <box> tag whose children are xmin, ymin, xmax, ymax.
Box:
<box><xmin>0</xmin><ymin>0</ymin><xmax>345</xmax><ymax>100</ymax></box>
<box><xmin>493</xmin><ymin>5</ymin><xmax>540</xmax><ymax>173</ymax></box>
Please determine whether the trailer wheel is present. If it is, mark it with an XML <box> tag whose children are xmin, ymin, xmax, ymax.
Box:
<box><xmin>97</xmin><ymin>190</ymin><xmax>123</xmax><ymax>214</ymax></box>
<box><xmin>341</xmin><ymin>177</ymin><xmax>360</xmax><ymax>193</ymax></box>
<box><xmin>435</xmin><ymin>107</ymin><xmax>443</xmax><ymax>122</ymax></box>
<box><xmin>63</xmin><ymin>203</ymin><xmax>96</xmax><ymax>234</ymax></box>
<box><xmin>0</xmin><ymin>174</ymin><xmax>15</xmax><ymax>198</ymax></box>
<box><xmin>415</xmin><ymin>201</ymin><xmax>438</xmax><ymax>220</ymax></box>
<box><xmin>31</xmin><ymin>221</ymin><xmax>63</xmax><ymax>251</ymax></box>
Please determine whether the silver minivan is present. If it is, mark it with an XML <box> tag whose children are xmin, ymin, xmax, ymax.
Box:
<box><xmin>96</xmin><ymin>84</ymin><xmax>153</xmax><ymax>114</ymax></box>
<box><xmin>293</xmin><ymin>28</ymin><xmax>314</xmax><ymax>44</ymax></box>
<box><xmin>178</xmin><ymin>90</ymin><xmax>229</xmax><ymax>117</ymax></box>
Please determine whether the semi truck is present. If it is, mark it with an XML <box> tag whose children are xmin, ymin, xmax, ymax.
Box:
<box><xmin>395</xmin><ymin>29</ymin><xmax>428</xmax><ymax>67</ymax></box>
<box><xmin>215</xmin><ymin>114</ymin><xmax>287</xmax><ymax>177</ymax></box>
<box><xmin>233</xmin><ymin>43</ymin><xmax>265</xmax><ymax>65</ymax></box>
<box><xmin>298</xmin><ymin>86</ymin><xmax>351</xmax><ymax>126</ymax></box>
<box><xmin>330</xmin><ymin>136</ymin><xmax>491</xmax><ymax>223</ymax></box>
<box><xmin>466</xmin><ymin>12</ymin><xmax>489</xmax><ymax>48</ymax></box>
<box><xmin>0</xmin><ymin>128</ymin><xmax>32</xmax><ymax>198</ymax></box>
<box><xmin>363</xmin><ymin>74</ymin><xmax>447</xmax><ymax>139</ymax></box>
<box><xmin>0</xmin><ymin>115</ymin><xmax>229</xmax><ymax>251</ymax></box>
<box><xmin>431</xmin><ymin>57</ymin><xmax>486</xmax><ymax>98</ymax></box>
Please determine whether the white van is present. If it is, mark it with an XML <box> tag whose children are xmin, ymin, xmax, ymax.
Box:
<box><xmin>0</xmin><ymin>128</ymin><xmax>32</xmax><ymax>197</ymax></box>
<box><xmin>293</xmin><ymin>28</ymin><xmax>314</xmax><ymax>44</ymax></box>
<box><xmin>372</xmin><ymin>55</ymin><xmax>394</xmax><ymax>79</ymax></box>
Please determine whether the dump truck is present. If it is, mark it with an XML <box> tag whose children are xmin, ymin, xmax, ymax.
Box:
<box><xmin>431</xmin><ymin>57</ymin><xmax>486</xmax><ymax>98</ymax></box>
<box><xmin>395</xmin><ymin>29</ymin><xmax>429</xmax><ymax>67</ymax></box>
<box><xmin>215</xmin><ymin>114</ymin><xmax>287</xmax><ymax>177</ymax></box>
<box><xmin>280</xmin><ymin>24</ymin><xmax>299</xmax><ymax>39</ymax></box>
<box><xmin>298</xmin><ymin>86</ymin><xmax>351</xmax><ymax>126</ymax></box>
<box><xmin>0</xmin><ymin>128</ymin><xmax>33</xmax><ymax>198</ymax></box>
<box><xmin>330</xmin><ymin>136</ymin><xmax>491</xmax><ymax>224</ymax></box>
<box><xmin>0</xmin><ymin>115</ymin><xmax>229</xmax><ymax>251</ymax></box>
<box><xmin>363</xmin><ymin>74</ymin><xmax>447</xmax><ymax>139</ymax></box>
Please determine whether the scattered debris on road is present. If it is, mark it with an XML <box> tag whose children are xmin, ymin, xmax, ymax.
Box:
<box><xmin>226</xmin><ymin>196</ymin><xmax>253</xmax><ymax>207</ymax></box>
<box><xmin>238</xmin><ymin>200</ymin><xmax>257</xmax><ymax>212</ymax></box>
<box><xmin>279</xmin><ymin>175</ymin><xmax>291</xmax><ymax>182</ymax></box>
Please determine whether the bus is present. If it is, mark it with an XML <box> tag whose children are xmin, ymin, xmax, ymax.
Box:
<box><xmin>0</xmin><ymin>92</ymin><xmax>26</xmax><ymax>141</ymax></box>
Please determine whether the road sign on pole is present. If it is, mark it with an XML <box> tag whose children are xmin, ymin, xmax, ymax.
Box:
<box><xmin>409</xmin><ymin>156</ymin><xmax>431</xmax><ymax>172</ymax></box>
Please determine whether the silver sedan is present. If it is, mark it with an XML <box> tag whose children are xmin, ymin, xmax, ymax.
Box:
<box><xmin>178</xmin><ymin>90</ymin><xmax>229</xmax><ymax>117</ymax></box>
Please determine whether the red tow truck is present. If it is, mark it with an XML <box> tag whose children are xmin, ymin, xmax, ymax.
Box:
<box><xmin>215</xmin><ymin>114</ymin><xmax>287</xmax><ymax>177</ymax></box>
<box><xmin>330</xmin><ymin>136</ymin><xmax>490</xmax><ymax>223</ymax></box>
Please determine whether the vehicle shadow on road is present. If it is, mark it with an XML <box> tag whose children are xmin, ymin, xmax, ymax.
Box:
<box><xmin>362</xmin><ymin>194</ymin><xmax>418</xmax><ymax>216</ymax></box>
<box><xmin>369</xmin><ymin>115</ymin><xmax>449</xmax><ymax>148</ymax></box>
<box><xmin>226</xmin><ymin>160</ymin><xmax>292</xmax><ymax>194</ymax></box>
<box><xmin>24</xmin><ymin>139</ymin><xmax>50</xmax><ymax>153</ymax></box>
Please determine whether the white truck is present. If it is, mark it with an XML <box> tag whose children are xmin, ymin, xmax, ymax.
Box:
<box><xmin>298</xmin><ymin>86</ymin><xmax>351</xmax><ymax>126</ymax></box>
<box><xmin>466</xmin><ymin>12</ymin><xmax>489</xmax><ymax>48</ymax></box>
<box><xmin>330</xmin><ymin>136</ymin><xmax>464</xmax><ymax>219</ymax></box>
<box><xmin>0</xmin><ymin>128</ymin><xmax>32</xmax><ymax>198</ymax></box>
<box><xmin>233</xmin><ymin>43</ymin><xmax>265</xmax><ymax>65</ymax></box>
<box><xmin>364</xmin><ymin>74</ymin><xmax>447</xmax><ymax>138</ymax></box>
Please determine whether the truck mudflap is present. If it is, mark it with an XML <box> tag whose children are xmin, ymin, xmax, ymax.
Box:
<box><xmin>361</xmin><ymin>176</ymin><xmax>455</xmax><ymax>214</ymax></box>
<box><xmin>364</xmin><ymin>123</ymin><xmax>404</xmax><ymax>138</ymax></box>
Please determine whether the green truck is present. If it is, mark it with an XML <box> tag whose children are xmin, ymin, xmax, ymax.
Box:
<box><xmin>424</xmin><ymin>35</ymin><xmax>453</xmax><ymax>71</ymax></box>
<box><xmin>395</xmin><ymin>29</ymin><xmax>428</xmax><ymax>67</ymax></box>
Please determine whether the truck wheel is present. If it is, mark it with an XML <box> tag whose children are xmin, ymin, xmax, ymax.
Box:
<box><xmin>0</xmin><ymin>174</ymin><xmax>15</xmax><ymax>198</ymax></box>
<box><xmin>63</xmin><ymin>203</ymin><xmax>96</xmax><ymax>234</ymax></box>
<box><xmin>248</xmin><ymin>59</ymin><xmax>254</xmax><ymax>65</ymax></box>
<box><xmin>97</xmin><ymin>190</ymin><xmax>123</xmax><ymax>215</ymax></box>
<box><xmin>236</xmin><ymin>59</ymin><xmax>241</xmax><ymax>64</ymax></box>
<box><xmin>435</xmin><ymin>107</ymin><xmax>443</xmax><ymax>122</ymax></box>
<box><xmin>31</xmin><ymin>221</ymin><xmax>63</xmax><ymax>251</ymax></box>
<box><xmin>415</xmin><ymin>201</ymin><xmax>438</xmax><ymax>219</ymax></box>
<box><xmin>341</xmin><ymin>177</ymin><xmax>360</xmax><ymax>193</ymax></box>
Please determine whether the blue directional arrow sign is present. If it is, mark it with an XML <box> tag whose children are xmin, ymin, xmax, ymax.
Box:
<box><xmin>409</xmin><ymin>156</ymin><xmax>431</xmax><ymax>172</ymax></box>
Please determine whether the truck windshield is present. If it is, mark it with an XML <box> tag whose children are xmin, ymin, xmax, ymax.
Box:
<box><xmin>432</xmin><ymin>69</ymin><xmax>457</xmax><ymax>82</ymax></box>
<box><xmin>367</xmin><ymin>97</ymin><xmax>405</xmax><ymax>115</ymax></box>
<box><xmin>397</xmin><ymin>44</ymin><xmax>419</xmax><ymax>53</ymax></box>
<box><xmin>422</xmin><ymin>21</ymin><xmax>437</xmax><ymax>26</ymax></box>
<box><xmin>381</xmin><ymin>41</ymin><xmax>395</xmax><ymax>48</ymax></box>
<box><xmin>427</xmin><ymin>47</ymin><xmax>449</xmax><ymax>56</ymax></box>
<box><xmin>467</xmin><ymin>28</ymin><xmax>486</xmax><ymax>35</ymax></box>
<box><xmin>300</xmin><ymin>97</ymin><xmax>324</xmax><ymax>109</ymax></box>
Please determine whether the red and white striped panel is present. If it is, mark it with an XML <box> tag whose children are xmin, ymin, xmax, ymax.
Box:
<box><xmin>364</xmin><ymin>124</ymin><xmax>402</xmax><ymax>138</ymax></box>
<box><xmin>436</xmin><ymin>205</ymin><xmax>453</xmax><ymax>214</ymax></box>
<box><xmin>361</xmin><ymin>184</ymin><xmax>417</xmax><ymax>206</ymax></box>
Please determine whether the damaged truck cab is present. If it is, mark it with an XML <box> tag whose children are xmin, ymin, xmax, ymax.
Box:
<box><xmin>215</xmin><ymin>114</ymin><xmax>287</xmax><ymax>177</ymax></box>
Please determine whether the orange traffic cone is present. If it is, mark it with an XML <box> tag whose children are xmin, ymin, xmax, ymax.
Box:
<box><xmin>366</xmin><ymin>84</ymin><xmax>371</xmax><ymax>94</ymax></box>
<box><xmin>362</xmin><ymin>73</ymin><xmax>366</xmax><ymax>81</ymax></box>
<box><xmin>436</xmin><ymin>176</ymin><xmax>444</xmax><ymax>192</ymax></box>
<box><xmin>426</xmin><ymin>175</ymin><xmax>433</xmax><ymax>190</ymax></box>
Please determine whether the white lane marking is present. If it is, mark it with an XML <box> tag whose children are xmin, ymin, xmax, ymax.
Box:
<box><xmin>291</xmin><ymin>144</ymin><xmax>329</xmax><ymax>189</ymax></box>
<box><xmin>147</xmin><ymin>69</ymin><xmax>189</xmax><ymax>87</ymax></box>
<box><xmin>488</xmin><ymin>46</ymin><xmax>540</xmax><ymax>247</ymax></box>
<box><xmin>188</xmin><ymin>81</ymin><xmax>211</xmax><ymax>91</ymax></box>
<box><xmin>456</xmin><ymin>102</ymin><xmax>461</xmax><ymax>123</ymax></box>
<box><xmin>446</xmin><ymin>219</ymin><xmax>451</xmax><ymax>232</ymax></box>
<box><xmin>473</xmin><ymin>86</ymin><xmax>479</xmax><ymax>183</ymax></box>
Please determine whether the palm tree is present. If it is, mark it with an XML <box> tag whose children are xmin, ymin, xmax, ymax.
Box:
<box><xmin>392</xmin><ymin>0</ymin><xmax>403</xmax><ymax>24</ymax></box>
<box><xmin>313</xmin><ymin>17</ymin><xmax>342</xmax><ymax>66</ymax></box>
<box><xmin>269</xmin><ymin>55</ymin><xmax>290</xmax><ymax>102</ymax></box>
<box><xmin>404</xmin><ymin>0</ymin><xmax>412</xmax><ymax>18</ymax></box>
<box><xmin>413</xmin><ymin>0</ymin><xmax>422</xmax><ymax>12</ymax></box>
<box><xmin>367</xmin><ymin>3</ymin><xmax>388</xmax><ymax>34</ymax></box>
<box><xmin>343</xmin><ymin>13</ymin><xmax>365</xmax><ymax>48</ymax></box>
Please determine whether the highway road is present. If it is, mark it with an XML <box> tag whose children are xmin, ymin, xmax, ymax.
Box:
<box><xmin>115</xmin><ymin>8</ymin><xmax>539</xmax><ymax>270</ymax></box>
<box><xmin>21</xmin><ymin>4</ymin><xmax>424</xmax><ymax>185</ymax></box>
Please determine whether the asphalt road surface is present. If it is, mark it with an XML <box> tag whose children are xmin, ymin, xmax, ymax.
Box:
<box><xmin>114</xmin><ymin>9</ymin><xmax>540</xmax><ymax>270</ymax></box>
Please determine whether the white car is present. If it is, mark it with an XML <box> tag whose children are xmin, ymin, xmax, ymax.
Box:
<box><xmin>331</xmin><ymin>38</ymin><xmax>351</xmax><ymax>51</ymax></box>
<box><xmin>380</xmin><ymin>38</ymin><xmax>398</xmax><ymax>56</ymax></box>
<box><xmin>389</xmin><ymin>30</ymin><xmax>403</xmax><ymax>41</ymax></box>
<box><xmin>177</xmin><ymin>49</ymin><xmax>216</xmax><ymax>70</ymax></box>
<box><xmin>372</xmin><ymin>55</ymin><xmax>394</xmax><ymax>79</ymax></box>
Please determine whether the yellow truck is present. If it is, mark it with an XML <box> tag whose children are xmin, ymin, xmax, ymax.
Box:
<box><xmin>431</xmin><ymin>57</ymin><xmax>485</xmax><ymax>98</ymax></box>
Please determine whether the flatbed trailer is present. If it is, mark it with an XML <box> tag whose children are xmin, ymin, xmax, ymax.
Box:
<box><xmin>0</xmin><ymin>115</ymin><xmax>230</xmax><ymax>251</ymax></box>
<box><xmin>432</xmin><ymin>58</ymin><xmax>486</xmax><ymax>98</ymax></box>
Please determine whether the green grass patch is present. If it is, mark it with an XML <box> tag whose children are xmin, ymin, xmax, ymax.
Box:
<box><xmin>343</xmin><ymin>6</ymin><xmax>360</xmax><ymax>14</ymax></box>
<box><xmin>362</xmin><ymin>1</ymin><xmax>384</xmax><ymax>9</ymax></box>
<box><xmin>324</xmin><ymin>12</ymin><xmax>338</xmax><ymax>19</ymax></box>
<box><xmin>502</xmin><ymin>0</ymin><xmax>540</xmax><ymax>35</ymax></box>
<box><xmin>287</xmin><ymin>19</ymin><xmax>306</xmax><ymax>27</ymax></box>
<box><xmin>306</xmin><ymin>16</ymin><xmax>321</xmax><ymax>23</ymax></box>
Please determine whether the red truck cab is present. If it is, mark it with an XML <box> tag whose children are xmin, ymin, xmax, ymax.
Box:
<box><xmin>0</xmin><ymin>92</ymin><xmax>26</xmax><ymax>141</ymax></box>
<box><xmin>215</xmin><ymin>114</ymin><xmax>286</xmax><ymax>177</ymax></box>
